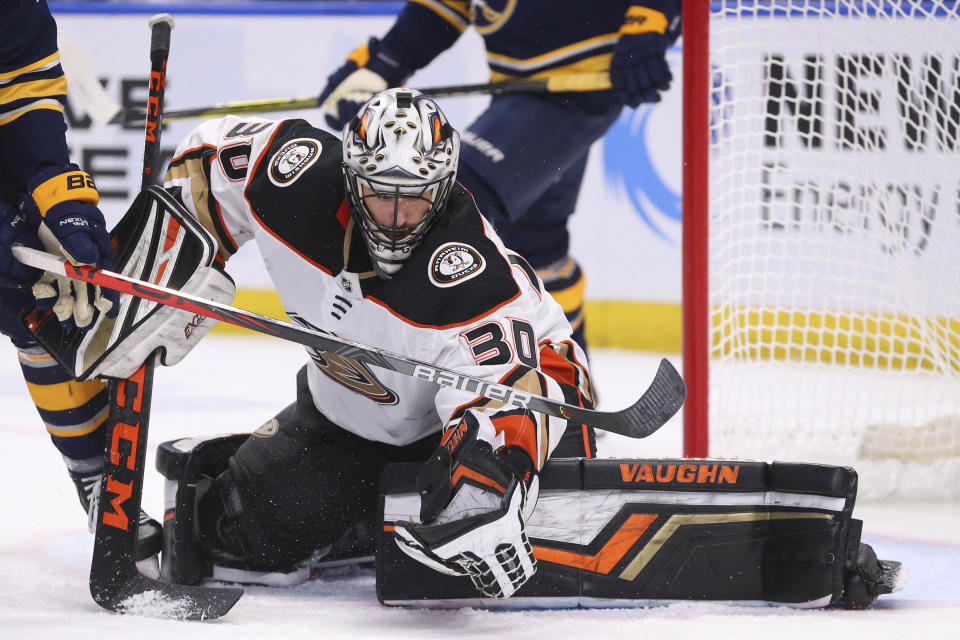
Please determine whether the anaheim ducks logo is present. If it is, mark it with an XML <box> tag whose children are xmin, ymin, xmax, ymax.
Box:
<box><xmin>469</xmin><ymin>0</ymin><xmax>517</xmax><ymax>35</ymax></box>
<box><xmin>269</xmin><ymin>138</ymin><xmax>320</xmax><ymax>186</ymax></box>
<box><xmin>429</xmin><ymin>242</ymin><xmax>485</xmax><ymax>288</ymax></box>
<box><xmin>287</xmin><ymin>312</ymin><xmax>398</xmax><ymax>404</ymax></box>
<box><xmin>310</xmin><ymin>350</ymin><xmax>399</xmax><ymax>405</ymax></box>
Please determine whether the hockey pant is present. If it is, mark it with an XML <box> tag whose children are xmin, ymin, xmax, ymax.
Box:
<box><xmin>158</xmin><ymin>365</ymin><xmax>595</xmax><ymax>583</ymax></box>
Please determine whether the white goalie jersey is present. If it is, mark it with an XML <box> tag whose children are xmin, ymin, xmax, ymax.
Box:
<box><xmin>163</xmin><ymin>115</ymin><xmax>594</xmax><ymax>468</ymax></box>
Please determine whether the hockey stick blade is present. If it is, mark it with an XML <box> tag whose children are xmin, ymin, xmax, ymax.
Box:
<box><xmin>92</xmin><ymin>572</ymin><xmax>243</xmax><ymax>621</ymax></box>
<box><xmin>13</xmin><ymin>245</ymin><xmax>685</xmax><ymax>438</ymax></box>
<box><xmin>580</xmin><ymin>357</ymin><xmax>686</xmax><ymax>437</ymax></box>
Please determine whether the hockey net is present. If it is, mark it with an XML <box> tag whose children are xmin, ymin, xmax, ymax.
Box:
<box><xmin>682</xmin><ymin>1</ymin><xmax>960</xmax><ymax>499</ymax></box>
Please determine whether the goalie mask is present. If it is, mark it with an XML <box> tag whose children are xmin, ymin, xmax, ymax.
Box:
<box><xmin>342</xmin><ymin>88</ymin><xmax>460</xmax><ymax>277</ymax></box>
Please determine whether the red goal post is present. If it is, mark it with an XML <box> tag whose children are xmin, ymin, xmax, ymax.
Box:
<box><xmin>682</xmin><ymin>0</ymin><xmax>710</xmax><ymax>459</ymax></box>
<box><xmin>680</xmin><ymin>1</ymin><xmax>960</xmax><ymax>499</ymax></box>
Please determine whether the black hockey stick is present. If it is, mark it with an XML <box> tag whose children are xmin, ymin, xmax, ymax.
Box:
<box><xmin>87</xmin><ymin>14</ymin><xmax>242</xmax><ymax>619</ymax></box>
<box><xmin>110</xmin><ymin>72</ymin><xmax>612</xmax><ymax>126</ymax></box>
<box><xmin>13</xmin><ymin>244</ymin><xmax>686</xmax><ymax>438</ymax></box>
<box><xmin>91</xmin><ymin>362</ymin><xmax>242</xmax><ymax>618</ymax></box>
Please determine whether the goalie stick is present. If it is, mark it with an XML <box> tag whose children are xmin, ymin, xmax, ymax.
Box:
<box><xmin>85</xmin><ymin>14</ymin><xmax>242</xmax><ymax>620</ymax></box>
<box><xmin>92</xmin><ymin>361</ymin><xmax>242</xmax><ymax>618</ymax></box>
<box><xmin>14</xmin><ymin>242</ymin><xmax>685</xmax><ymax>439</ymax></box>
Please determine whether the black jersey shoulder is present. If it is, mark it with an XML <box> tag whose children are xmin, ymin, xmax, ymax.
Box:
<box><xmin>245</xmin><ymin>120</ymin><xmax>348</xmax><ymax>273</ymax></box>
<box><xmin>361</xmin><ymin>183</ymin><xmax>521</xmax><ymax>328</ymax></box>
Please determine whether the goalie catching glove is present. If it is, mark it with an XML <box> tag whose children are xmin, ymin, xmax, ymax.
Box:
<box><xmin>393</xmin><ymin>413</ymin><xmax>540</xmax><ymax>599</ymax></box>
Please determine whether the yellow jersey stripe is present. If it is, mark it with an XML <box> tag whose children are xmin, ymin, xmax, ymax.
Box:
<box><xmin>46</xmin><ymin>408</ymin><xmax>109</xmax><ymax>438</ymax></box>
<box><xmin>410</xmin><ymin>0</ymin><xmax>469</xmax><ymax>32</ymax></box>
<box><xmin>486</xmin><ymin>33</ymin><xmax>618</xmax><ymax>71</ymax></box>
<box><xmin>25</xmin><ymin>379</ymin><xmax>106</xmax><ymax>412</ymax></box>
<box><xmin>0</xmin><ymin>51</ymin><xmax>60</xmax><ymax>81</ymax></box>
<box><xmin>489</xmin><ymin>53</ymin><xmax>613</xmax><ymax>83</ymax></box>
<box><xmin>0</xmin><ymin>75</ymin><xmax>67</xmax><ymax>107</ymax></box>
<box><xmin>0</xmin><ymin>100</ymin><xmax>64</xmax><ymax>127</ymax></box>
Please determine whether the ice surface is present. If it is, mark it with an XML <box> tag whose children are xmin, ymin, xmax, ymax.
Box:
<box><xmin>0</xmin><ymin>336</ymin><xmax>957</xmax><ymax>638</ymax></box>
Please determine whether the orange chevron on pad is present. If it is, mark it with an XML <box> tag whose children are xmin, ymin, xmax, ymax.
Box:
<box><xmin>532</xmin><ymin>513</ymin><xmax>658</xmax><ymax>574</ymax></box>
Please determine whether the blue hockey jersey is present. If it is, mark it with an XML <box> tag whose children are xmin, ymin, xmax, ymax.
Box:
<box><xmin>380</xmin><ymin>0</ymin><xmax>681</xmax><ymax>84</ymax></box>
<box><xmin>0</xmin><ymin>0</ymin><xmax>70</xmax><ymax>203</ymax></box>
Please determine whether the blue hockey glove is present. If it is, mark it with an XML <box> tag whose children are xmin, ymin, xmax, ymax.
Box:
<box><xmin>318</xmin><ymin>37</ymin><xmax>412</xmax><ymax>131</ymax></box>
<box><xmin>609</xmin><ymin>3</ymin><xmax>681</xmax><ymax>107</ymax></box>
<box><xmin>0</xmin><ymin>199</ymin><xmax>43</xmax><ymax>346</ymax></box>
<box><xmin>26</xmin><ymin>165</ymin><xmax>118</xmax><ymax>329</ymax></box>
<box><xmin>0</xmin><ymin>198</ymin><xmax>42</xmax><ymax>288</ymax></box>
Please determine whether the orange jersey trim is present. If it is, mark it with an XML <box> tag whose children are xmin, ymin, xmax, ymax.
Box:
<box><xmin>445</xmin><ymin>363</ymin><xmax>524</xmax><ymax>421</ymax></box>
<box><xmin>491</xmin><ymin>412</ymin><xmax>539</xmax><ymax>464</ymax></box>
<box><xmin>581</xmin><ymin>424</ymin><xmax>593</xmax><ymax>459</ymax></box>
<box><xmin>538</xmin><ymin>344</ymin><xmax>579</xmax><ymax>389</ymax></box>
<box><xmin>539</xmin><ymin>338</ymin><xmax>593</xmax><ymax>404</ymax></box>
<box><xmin>335</xmin><ymin>199</ymin><xmax>351</xmax><ymax>230</ymax></box>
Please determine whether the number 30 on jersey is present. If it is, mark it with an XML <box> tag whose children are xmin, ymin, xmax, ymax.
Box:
<box><xmin>462</xmin><ymin>319</ymin><xmax>537</xmax><ymax>368</ymax></box>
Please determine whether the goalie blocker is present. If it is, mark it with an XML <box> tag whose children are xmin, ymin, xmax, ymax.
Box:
<box><xmin>379</xmin><ymin>458</ymin><xmax>904</xmax><ymax>609</ymax></box>
<box><xmin>24</xmin><ymin>186</ymin><xmax>235</xmax><ymax>381</ymax></box>
<box><xmin>156</xmin><ymin>435</ymin><xmax>902</xmax><ymax>608</ymax></box>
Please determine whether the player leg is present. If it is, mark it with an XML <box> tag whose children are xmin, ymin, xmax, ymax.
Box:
<box><xmin>13</xmin><ymin>187</ymin><xmax>230</xmax><ymax>564</ymax></box>
<box><xmin>15</xmin><ymin>345</ymin><xmax>163</xmax><ymax>561</ymax></box>
<box><xmin>492</xmin><ymin>155</ymin><xmax>590</xmax><ymax>352</ymax></box>
<box><xmin>160</xmin><ymin>366</ymin><xmax>436</xmax><ymax>584</ymax></box>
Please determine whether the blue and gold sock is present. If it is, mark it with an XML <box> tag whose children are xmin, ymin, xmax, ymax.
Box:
<box><xmin>535</xmin><ymin>256</ymin><xmax>587</xmax><ymax>354</ymax></box>
<box><xmin>16</xmin><ymin>345</ymin><xmax>108</xmax><ymax>468</ymax></box>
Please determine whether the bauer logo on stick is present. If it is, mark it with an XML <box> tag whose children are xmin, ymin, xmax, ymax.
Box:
<box><xmin>429</xmin><ymin>243</ymin><xmax>485</xmax><ymax>287</ymax></box>
<box><xmin>269</xmin><ymin>138</ymin><xmax>321</xmax><ymax>186</ymax></box>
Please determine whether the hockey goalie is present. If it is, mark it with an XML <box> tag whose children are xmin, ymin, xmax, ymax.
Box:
<box><xmin>28</xmin><ymin>89</ymin><xmax>901</xmax><ymax>611</ymax></box>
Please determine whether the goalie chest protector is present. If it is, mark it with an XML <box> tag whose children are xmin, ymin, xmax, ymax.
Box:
<box><xmin>377</xmin><ymin>458</ymin><xmax>871</xmax><ymax>608</ymax></box>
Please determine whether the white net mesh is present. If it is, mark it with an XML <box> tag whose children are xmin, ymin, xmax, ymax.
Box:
<box><xmin>706</xmin><ymin>0</ymin><xmax>960</xmax><ymax>498</ymax></box>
